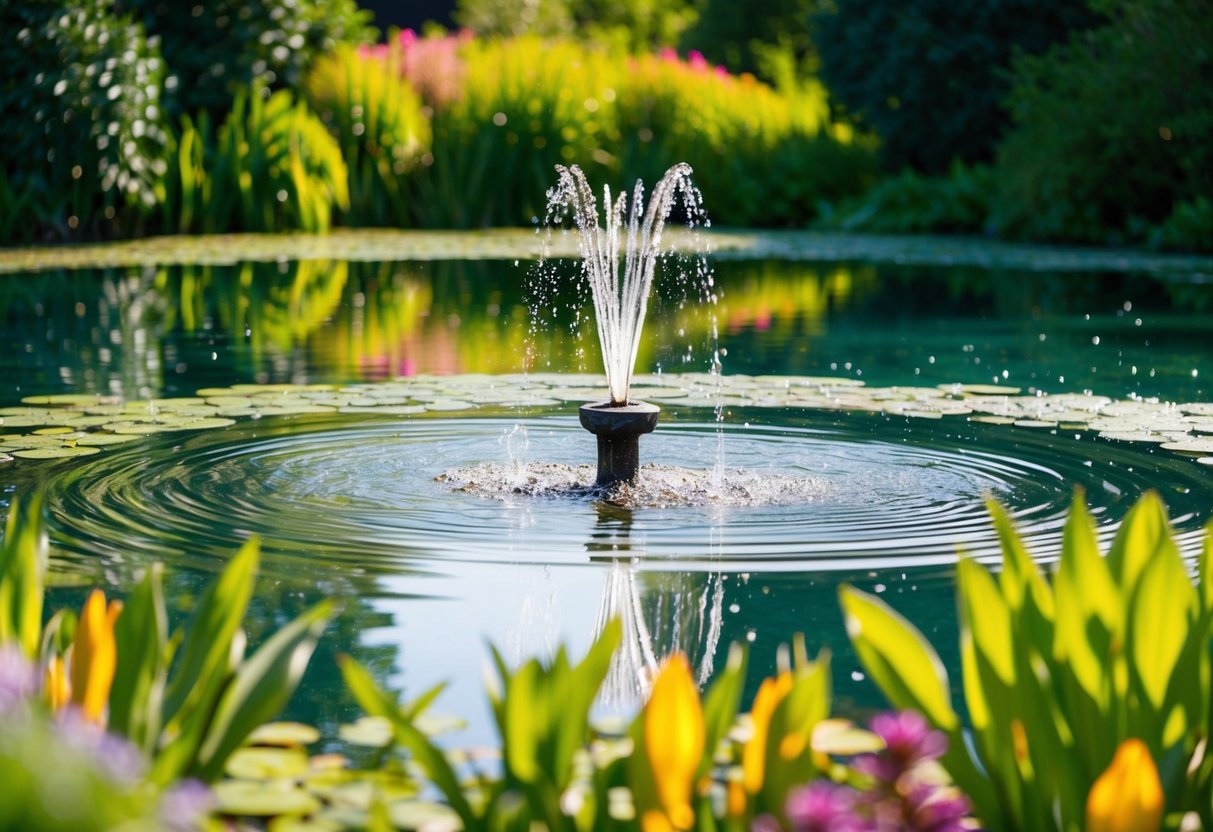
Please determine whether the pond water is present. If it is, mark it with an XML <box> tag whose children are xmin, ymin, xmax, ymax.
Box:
<box><xmin>1</xmin><ymin>236</ymin><xmax>1212</xmax><ymax>743</ymax></box>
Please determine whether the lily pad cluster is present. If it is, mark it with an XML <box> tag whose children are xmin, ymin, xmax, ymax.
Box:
<box><xmin>2</xmin><ymin>373</ymin><xmax>1213</xmax><ymax>468</ymax></box>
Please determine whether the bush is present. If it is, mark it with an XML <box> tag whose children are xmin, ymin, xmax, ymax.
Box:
<box><xmin>0</xmin><ymin>0</ymin><xmax>170</xmax><ymax>242</ymax></box>
<box><xmin>453</xmin><ymin>0</ymin><xmax>698</xmax><ymax>53</ymax></box>
<box><xmin>305</xmin><ymin>45</ymin><xmax>431</xmax><ymax>227</ymax></box>
<box><xmin>818</xmin><ymin>163</ymin><xmax>995</xmax><ymax>235</ymax></box>
<box><xmin>119</xmin><ymin>0</ymin><xmax>375</xmax><ymax>119</ymax></box>
<box><xmin>994</xmin><ymin>0</ymin><xmax>1213</xmax><ymax>246</ymax></box>
<box><xmin>813</xmin><ymin>0</ymin><xmax>1095</xmax><ymax>174</ymax></box>
<box><xmin>616</xmin><ymin>51</ymin><xmax>875</xmax><ymax>227</ymax></box>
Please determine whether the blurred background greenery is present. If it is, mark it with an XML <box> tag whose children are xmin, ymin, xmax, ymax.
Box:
<box><xmin>0</xmin><ymin>0</ymin><xmax>1208</xmax><ymax>250</ymax></box>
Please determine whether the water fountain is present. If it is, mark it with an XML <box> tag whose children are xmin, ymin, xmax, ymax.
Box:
<box><xmin>546</xmin><ymin>162</ymin><xmax>703</xmax><ymax>486</ymax></box>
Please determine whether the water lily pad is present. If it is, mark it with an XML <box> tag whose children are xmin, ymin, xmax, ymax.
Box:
<box><xmin>213</xmin><ymin>780</ymin><xmax>321</xmax><ymax>817</ymax></box>
<box><xmin>104</xmin><ymin>423</ymin><xmax>179</xmax><ymax>434</ymax></box>
<box><xmin>0</xmin><ymin>417</ymin><xmax>55</xmax><ymax>428</ymax></box>
<box><xmin>226</xmin><ymin>747</ymin><xmax>310</xmax><ymax>780</ymax></box>
<box><xmin>424</xmin><ymin>400</ymin><xmax>475</xmax><ymax>412</ymax></box>
<box><xmin>338</xmin><ymin>716</ymin><xmax>392</xmax><ymax>748</ymax></box>
<box><xmin>1013</xmin><ymin>419</ymin><xmax>1057</xmax><ymax>429</ymax></box>
<box><xmin>1199</xmin><ymin>457</ymin><xmax>1213</xmax><ymax>465</ymax></box>
<box><xmin>811</xmin><ymin>719</ymin><xmax>885</xmax><ymax>755</ymax></box>
<box><xmin>11</xmin><ymin>446</ymin><xmax>101</xmax><ymax>459</ymax></box>
<box><xmin>1099</xmin><ymin>431</ymin><xmax>1172</xmax><ymax>443</ymax></box>
<box><xmin>249</xmin><ymin>722</ymin><xmax>321</xmax><ymax>747</ymax></box>
<box><xmin>970</xmin><ymin>415</ymin><xmax>1017</xmax><ymax>425</ymax></box>
<box><xmin>1162</xmin><ymin>439</ymin><xmax>1213</xmax><ymax>455</ymax></box>
<box><xmin>76</xmin><ymin>433</ymin><xmax>143</xmax><ymax>446</ymax></box>
<box><xmin>0</xmin><ymin>454</ymin><xmax>11</xmax><ymax>464</ymax></box>
<box><xmin>388</xmin><ymin>800</ymin><xmax>461</xmax><ymax>830</ymax></box>
<box><xmin>338</xmin><ymin>405</ymin><xmax>426</xmax><ymax>416</ymax></box>
<box><xmin>20</xmin><ymin>393</ymin><xmax>109</xmax><ymax>406</ymax></box>
<box><xmin>175</xmin><ymin>417</ymin><xmax>238</xmax><ymax>430</ymax></box>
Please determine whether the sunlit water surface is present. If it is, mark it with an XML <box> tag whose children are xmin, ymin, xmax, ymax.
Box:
<box><xmin>2</xmin><ymin>250</ymin><xmax>1213</xmax><ymax>741</ymax></box>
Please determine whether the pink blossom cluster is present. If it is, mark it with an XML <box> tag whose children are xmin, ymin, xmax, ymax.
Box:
<box><xmin>358</xmin><ymin>29</ymin><xmax>473</xmax><ymax>108</ymax></box>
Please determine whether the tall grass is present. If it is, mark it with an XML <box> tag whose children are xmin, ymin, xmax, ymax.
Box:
<box><xmin>305</xmin><ymin>45</ymin><xmax>430</xmax><ymax>227</ymax></box>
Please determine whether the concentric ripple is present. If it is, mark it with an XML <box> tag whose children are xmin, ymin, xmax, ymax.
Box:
<box><xmin>42</xmin><ymin>408</ymin><xmax>1212</xmax><ymax>583</ymax></box>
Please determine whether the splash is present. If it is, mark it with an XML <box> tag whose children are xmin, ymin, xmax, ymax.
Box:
<box><xmin>546</xmin><ymin>163</ymin><xmax>706</xmax><ymax>405</ymax></box>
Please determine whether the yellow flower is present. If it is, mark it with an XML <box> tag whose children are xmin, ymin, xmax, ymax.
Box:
<box><xmin>742</xmin><ymin>671</ymin><xmax>793</xmax><ymax>795</ymax></box>
<box><xmin>643</xmin><ymin>653</ymin><xmax>704</xmax><ymax>831</ymax></box>
<box><xmin>69</xmin><ymin>589</ymin><xmax>122</xmax><ymax>724</ymax></box>
<box><xmin>1086</xmin><ymin>738</ymin><xmax>1163</xmax><ymax>832</ymax></box>
<box><xmin>44</xmin><ymin>654</ymin><xmax>71</xmax><ymax>710</ymax></box>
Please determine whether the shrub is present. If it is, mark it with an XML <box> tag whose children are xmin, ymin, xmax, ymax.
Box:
<box><xmin>842</xmin><ymin>491</ymin><xmax>1213</xmax><ymax>830</ymax></box>
<box><xmin>305</xmin><ymin>45</ymin><xmax>431</xmax><ymax>227</ymax></box>
<box><xmin>0</xmin><ymin>0</ymin><xmax>170</xmax><ymax>242</ymax></box>
<box><xmin>813</xmin><ymin>0</ymin><xmax>1096</xmax><ymax>174</ymax></box>
<box><xmin>119</xmin><ymin>0</ymin><xmax>375</xmax><ymax>119</ymax></box>
<box><xmin>453</xmin><ymin>0</ymin><xmax>698</xmax><ymax>52</ymax></box>
<box><xmin>818</xmin><ymin>163</ymin><xmax>995</xmax><ymax>235</ymax></box>
<box><xmin>995</xmin><ymin>0</ymin><xmax>1213</xmax><ymax>246</ymax></box>
<box><xmin>616</xmin><ymin>51</ymin><xmax>875</xmax><ymax>227</ymax></box>
<box><xmin>160</xmin><ymin>86</ymin><xmax>349</xmax><ymax>234</ymax></box>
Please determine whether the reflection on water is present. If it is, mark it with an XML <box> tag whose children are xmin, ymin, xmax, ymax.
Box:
<box><xmin>3</xmin><ymin>254</ymin><xmax>1213</xmax><ymax>743</ymax></box>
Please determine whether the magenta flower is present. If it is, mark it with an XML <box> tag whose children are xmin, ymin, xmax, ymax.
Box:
<box><xmin>856</xmin><ymin>711</ymin><xmax>948</xmax><ymax>782</ymax></box>
<box><xmin>784</xmin><ymin>782</ymin><xmax>874</xmax><ymax>832</ymax></box>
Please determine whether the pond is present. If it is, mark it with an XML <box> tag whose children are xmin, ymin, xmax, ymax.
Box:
<box><xmin>2</xmin><ymin>231</ymin><xmax>1212</xmax><ymax>744</ymax></box>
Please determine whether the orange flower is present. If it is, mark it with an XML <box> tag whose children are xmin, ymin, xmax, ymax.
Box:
<box><xmin>643</xmin><ymin>654</ymin><xmax>704</xmax><ymax>831</ymax></box>
<box><xmin>69</xmin><ymin>589</ymin><xmax>122</xmax><ymax>724</ymax></box>
<box><xmin>742</xmin><ymin>671</ymin><xmax>793</xmax><ymax>795</ymax></box>
<box><xmin>44</xmin><ymin>654</ymin><xmax>70</xmax><ymax>710</ymax></box>
<box><xmin>1086</xmin><ymin>738</ymin><xmax>1163</xmax><ymax>832</ymax></box>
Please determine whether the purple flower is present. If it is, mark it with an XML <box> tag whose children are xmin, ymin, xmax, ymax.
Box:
<box><xmin>902</xmin><ymin>783</ymin><xmax>971</xmax><ymax>832</ymax></box>
<box><xmin>784</xmin><ymin>782</ymin><xmax>875</xmax><ymax>832</ymax></box>
<box><xmin>0</xmin><ymin>646</ymin><xmax>39</xmax><ymax>713</ymax></box>
<box><xmin>52</xmin><ymin>707</ymin><xmax>146</xmax><ymax>785</ymax></box>
<box><xmin>857</xmin><ymin>711</ymin><xmax>948</xmax><ymax>783</ymax></box>
<box><xmin>159</xmin><ymin>779</ymin><xmax>215</xmax><ymax>832</ymax></box>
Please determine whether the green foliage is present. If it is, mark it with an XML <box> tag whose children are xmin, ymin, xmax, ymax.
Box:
<box><xmin>0</xmin><ymin>0</ymin><xmax>170</xmax><ymax>242</ymax></box>
<box><xmin>813</xmin><ymin>0</ymin><xmax>1095</xmax><ymax>174</ymax></box>
<box><xmin>0</xmin><ymin>497</ymin><xmax>47</xmax><ymax>659</ymax></box>
<box><xmin>995</xmin><ymin>0</ymin><xmax>1213</xmax><ymax>247</ymax></box>
<box><xmin>453</xmin><ymin>0</ymin><xmax>698</xmax><ymax>52</ymax></box>
<box><xmin>842</xmin><ymin>491</ymin><xmax>1213</xmax><ymax>831</ymax></box>
<box><xmin>161</xmin><ymin>87</ymin><xmax>349</xmax><ymax>234</ymax></box>
<box><xmin>818</xmin><ymin>163</ymin><xmax>995</xmax><ymax>235</ymax></box>
<box><xmin>1151</xmin><ymin>196</ymin><xmax>1213</xmax><ymax>253</ymax></box>
<box><xmin>120</xmin><ymin>0</ymin><xmax>375</xmax><ymax>119</ymax></box>
<box><xmin>679</xmin><ymin>0</ymin><xmax>818</xmax><ymax>89</ymax></box>
<box><xmin>304</xmin><ymin>45</ymin><xmax>431</xmax><ymax>227</ymax></box>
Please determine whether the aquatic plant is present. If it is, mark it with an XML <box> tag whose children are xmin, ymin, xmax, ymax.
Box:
<box><xmin>305</xmin><ymin>45</ymin><xmax>431</xmax><ymax>227</ymax></box>
<box><xmin>0</xmin><ymin>495</ymin><xmax>333</xmax><ymax>785</ymax></box>
<box><xmin>842</xmin><ymin>490</ymin><xmax>1213</xmax><ymax>831</ymax></box>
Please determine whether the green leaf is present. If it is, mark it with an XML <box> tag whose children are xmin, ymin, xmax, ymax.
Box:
<box><xmin>699</xmin><ymin>642</ymin><xmax>747</xmax><ymax>780</ymax></box>
<box><xmin>502</xmin><ymin>658</ymin><xmax>543</xmax><ymax>784</ymax></box>
<box><xmin>986</xmin><ymin>497</ymin><xmax>1054</xmax><ymax>621</ymax></box>
<box><xmin>162</xmin><ymin>538</ymin><xmax>260</xmax><ymax>724</ymax></box>
<box><xmin>839</xmin><ymin>584</ymin><xmax>957</xmax><ymax>730</ymax></box>
<box><xmin>339</xmin><ymin>655</ymin><xmax>478</xmax><ymax>828</ymax></box>
<box><xmin>957</xmin><ymin>558</ymin><xmax>1015</xmax><ymax>687</ymax></box>
<box><xmin>1129</xmin><ymin>536</ymin><xmax>1195</xmax><ymax>714</ymax></box>
<box><xmin>196</xmin><ymin>600</ymin><xmax>333</xmax><ymax>781</ymax></box>
<box><xmin>0</xmin><ymin>495</ymin><xmax>47</xmax><ymax>658</ymax></box>
<box><xmin>109</xmin><ymin>563</ymin><xmax>168</xmax><ymax>753</ymax></box>
<box><xmin>1199</xmin><ymin>520</ymin><xmax>1213</xmax><ymax>614</ymax></box>
<box><xmin>1107</xmin><ymin>491</ymin><xmax>1177</xmax><ymax>591</ymax></box>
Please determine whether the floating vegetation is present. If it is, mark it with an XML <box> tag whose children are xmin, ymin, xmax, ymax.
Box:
<box><xmin>2</xmin><ymin>229</ymin><xmax>1212</xmax><ymax>276</ymax></box>
<box><xmin>3</xmin><ymin>372</ymin><xmax>1213</xmax><ymax>470</ymax></box>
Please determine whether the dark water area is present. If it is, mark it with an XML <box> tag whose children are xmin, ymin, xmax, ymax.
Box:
<box><xmin>2</xmin><ymin>252</ymin><xmax>1211</xmax><ymax>743</ymax></box>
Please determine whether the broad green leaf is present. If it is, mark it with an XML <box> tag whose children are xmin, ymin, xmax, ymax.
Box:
<box><xmin>1200</xmin><ymin>520</ymin><xmax>1213</xmax><ymax>613</ymax></box>
<box><xmin>0</xmin><ymin>495</ymin><xmax>47</xmax><ymax>658</ymax></box>
<box><xmin>1130</xmin><ymin>541</ymin><xmax>1194</xmax><ymax>713</ymax></box>
<box><xmin>957</xmin><ymin>558</ymin><xmax>1015</xmax><ymax>687</ymax></box>
<box><xmin>339</xmin><ymin>655</ymin><xmax>478</xmax><ymax>828</ymax></box>
<box><xmin>760</xmin><ymin>658</ymin><xmax>830</xmax><ymax>815</ymax></box>
<box><xmin>1107</xmin><ymin>491</ymin><xmax>1177</xmax><ymax>591</ymax></box>
<box><xmin>839</xmin><ymin>584</ymin><xmax>956</xmax><ymax>731</ymax></box>
<box><xmin>987</xmin><ymin>497</ymin><xmax>1054</xmax><ymax>621</ymax></box>
<box><xmin>503</xmin><ymin>658</ymin><xmax>542</xmax><ymax>784</ymax></box>
<box><xmin>196</xmin><ymin>600</ymin><xmax>333</xmax><ymax>781</ymax></box>
<box><xmin>554</xmin><ymin>619</ymin><xmax>620</xmax><ymax>782</ymax></box>
<box><xmin>109</xmin><ymin>564</ymin><xmax>168</xmax><ymax>752</ymax></box>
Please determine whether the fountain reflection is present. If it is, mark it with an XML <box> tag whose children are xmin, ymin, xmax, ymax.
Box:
<box><xmin>588</xmin><ymin>503</ymin><xmax>724</xmax><ymax>706</ymax></box>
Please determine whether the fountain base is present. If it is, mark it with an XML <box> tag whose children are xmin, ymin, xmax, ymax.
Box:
<box><xmin>579</xmin><ymin>401</ymin><xmax>660</xmax><ymax>486</ymax></box>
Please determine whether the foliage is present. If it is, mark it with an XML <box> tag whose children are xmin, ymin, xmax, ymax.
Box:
<box><xmin>305</xmin><ymin>45</ymin><xmax>431</xmax><ymax>227</ymax></box>
<box><xmin>1150</xmin><ymin>197</ymin><xmax>1213</xmax><ymax>254</ymax></box>
<box><xmin>453</xmin><ymin>0</ymin><xmax>698</xmax><ymax>53</ymax></box>
<box><xmin>160</xmin><ymin>86</ymin><xmax>349</xmax><ymax>234</ymax></box>
<box><xmin>0</xmin><ymin>494</ymin><xmax>333</xmax><ymax>788</ymax></box>
<box><xmin>994</xmin><ymin>0</ymin><xmax>1213</xmax><ymax>248</ymax></box>
<box><xmin>817</xmin><ymin>164</ymin><xmax>995</xmax><ymax>235</ymax></box>
<box><xmin>616</xmin><ymin>50</ymin><xmax>875</xmax><ymax>227</ymax></box>
<box><xmin>841</xmin><ymin>491</ymin><xmax>1213</xmax><ymax>831</ymax></box>
<box><xmin>119</xmin><ymin>0</ymin><xmax>375</xmax><ymax>120</ymax></box>
<box><xmin>812</xmin><ymin>0</ymin><xmax>1096</xmax><ymax>174</ymax></box>
<box><xmin>679</xmin><ymin>0</ymin><xmax>818</xmax><ymax>90</ymax></box>
<box><xmin>0</xmin><ymin>0</ymin><xmax>170</xmax><ymax>242</ymax></box>
<box><xmin>410</xmin><ymin>36</ymin><xmax>620</xmax><ymax>228</ymax></box>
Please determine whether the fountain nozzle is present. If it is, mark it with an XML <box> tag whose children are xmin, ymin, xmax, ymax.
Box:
<box><xmin>579</xmin><ymin>401</ymin><xmax>660</xmax><ymax>487</ymax></box>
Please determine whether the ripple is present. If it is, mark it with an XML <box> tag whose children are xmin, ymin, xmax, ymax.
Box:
<box><xmin>43</xmin><ymin>410</ymin><xmax>1212</xmax><ymax>582</ymax></box>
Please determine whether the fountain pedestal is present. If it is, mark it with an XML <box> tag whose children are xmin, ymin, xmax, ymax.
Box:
<box><xmin>579</xmin><ymin>401</ymin><xmax>660</xmax><ymax>487</ymax></box>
